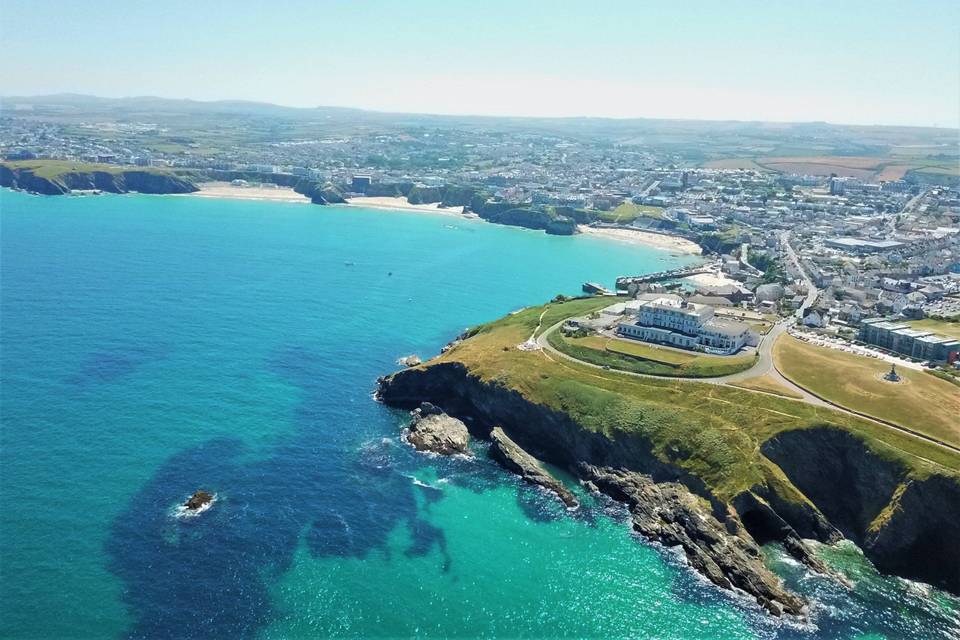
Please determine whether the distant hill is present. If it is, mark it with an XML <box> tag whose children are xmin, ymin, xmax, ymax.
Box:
<box><xmin>3</xmin><ymin>94</ymin><xmax>956</xmax><ymax>169</ymax></box>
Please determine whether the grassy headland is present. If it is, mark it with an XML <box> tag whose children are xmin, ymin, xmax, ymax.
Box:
<box><xmin>0</xmin><ymin>160</ymin><xmax>198</xmax><ymax>195</ymax></box>
<box><xmin>433</xmin><ymin>297</ymin><xmax>959</xmax><ymax>499</ymax></box>
<box><xmin>773</xmin><ymin>335</ymin><xmax>960</xmax><ymax>448</ymax></box>
<box><xmin>2</xmin><ymin>159</ymin><xmax>188</xmax><ymax>180</ymax></box>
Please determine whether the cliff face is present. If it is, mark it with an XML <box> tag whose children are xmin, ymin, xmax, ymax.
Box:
<box><xmin>378</xmin><ymin>363</ymin><xmax>816</xmax><ymax>615</ymax></box>
<box><xmin>379</xmin><ymin>362</ymin><xmax>960</xmax><ymax>599</ymax></box>
<box><xmin>1</xmin><ymin>165</ymin><xmax>197</xmax><ymax>195</ymax></box>
<box><xmin>475</xmin><ymin>207</ymin><xmax>577</xmax><ymax>235</ymax></box>
<box><xmin>763</xmin><ymin>429</ymin><xmax>960</xmax><ymax>594</ymax></box>
<box><xmin>1</xmin><ymin>165</ymin><xmax>67</xmax><ymax>194</ymax></box>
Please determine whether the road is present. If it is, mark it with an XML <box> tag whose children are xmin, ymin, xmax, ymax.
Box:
<box><xmin>538</xmin><ymin>231</ymin><xmax>817</xmax><ymax>390</ymax></box>
<box><xmin>534</xmin><ymin>234</ymin><xmax>960</xmax><ymax>457</ymax></box>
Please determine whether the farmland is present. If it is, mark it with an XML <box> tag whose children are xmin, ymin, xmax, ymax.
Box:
<box><xmin>701</xmin><ymin>153</ymin><xmax>958</xmax><ymax>181</ymax></box>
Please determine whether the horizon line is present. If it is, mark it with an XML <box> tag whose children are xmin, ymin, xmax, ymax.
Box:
<box><xmin>4</xmin><ymin>92</ymin><xmax>959</xmax><ymax>132</ymax></box>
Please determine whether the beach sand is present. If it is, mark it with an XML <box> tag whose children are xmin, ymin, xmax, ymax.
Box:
<box><xmin>184</xmin><ymin>189</ymin><xmax>705</xmax><ymax>256</ymax></box>
<box><xmin>345</xmin><ymin>196</ymin><xmax>466</xmax><ymax>215</ymax></box>
<box><xmin>188</xmin><ymin>182</ymin><xmax>310</xmax><ymax>202</ymax></box>
<box><xmin>577</xmin><ymin>226</ymin><xmax>701</xmax><ymax>255</ymax></box>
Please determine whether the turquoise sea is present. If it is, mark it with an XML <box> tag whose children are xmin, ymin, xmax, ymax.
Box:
<box><xmin>1</xmin><ymin>189</ymin><xmax>958</xmax><ymax>639</ymax></box>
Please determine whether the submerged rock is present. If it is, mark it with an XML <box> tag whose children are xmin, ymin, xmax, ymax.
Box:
<box><xmin>406</xmin><ymin>402</ymin><xmax>470</xmax><ymax>455</ymax></box>
<box><xmin>489</xmin><ymin>427</ymin><xmax>579</xmax><ymax>508</ymax></box>
<box><xmin>184</xmin><ymin>490</ymin><xmax>214</xmax><ymax>511</ymax></box>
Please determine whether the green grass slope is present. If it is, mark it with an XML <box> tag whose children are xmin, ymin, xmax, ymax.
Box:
<box><xmin>434</xmin><ymin>297</ymin><xmax>959</xmax><ymax>500</ymax></box>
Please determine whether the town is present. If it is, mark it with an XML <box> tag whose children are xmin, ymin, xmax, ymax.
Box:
<box><xmin>3</xmin><ymin>95</ymin><xmax>959</xmax><ymax>380</ymax></box>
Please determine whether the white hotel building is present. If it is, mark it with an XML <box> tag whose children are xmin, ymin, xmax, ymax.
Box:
<box><xmin>617</xmin><ymin>297</ymin><xmax>752</xmax><ymax>354</ymax></box>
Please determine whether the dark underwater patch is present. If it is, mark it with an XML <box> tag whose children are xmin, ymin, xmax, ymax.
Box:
<box><xmin>67</xmin><ymin>343</ymin><xmax>170</xmax><ymax>387</ymax></box>
<box><xmin>105</xmin><ymin>345</ymin><xmax>455</xmax><ymax>639</ymax></box>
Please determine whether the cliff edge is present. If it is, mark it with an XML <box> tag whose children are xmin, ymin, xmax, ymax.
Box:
<box><xmin>376</xmin><ymin>297</ymin><xmax>960</xmax><ymax>611</ymax></box>
<box><xmin>1</xmin><ymin>162</ymin><xmax>197</xmax><ymax>195</ymax></box>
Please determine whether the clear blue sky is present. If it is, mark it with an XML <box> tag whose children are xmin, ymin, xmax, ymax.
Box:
<box><xmin>3</xmin><ymin>0</ymin><xmax>959</xmax><ymax>127</ymax></box>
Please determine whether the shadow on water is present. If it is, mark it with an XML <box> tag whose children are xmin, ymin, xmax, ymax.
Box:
<box><xmin>105</xmin><ymin>344</ymin><xmax>453</xmax><ymax>639</ymax></box>
<box><xmin>67</xmin><ymin>343</ymin><xmax>171</xmax><ymax>388</ymax></box>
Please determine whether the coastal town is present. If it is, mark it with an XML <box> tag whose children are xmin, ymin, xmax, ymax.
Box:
<box><xmin>3</xmin><ymin>96</ymin><xmax>959</xmax><ymax>380</ymax></box>
<box><xmin>5</xmin><ymin>0</ymin><xmax>960</xmax><ymax>636</ymax></box>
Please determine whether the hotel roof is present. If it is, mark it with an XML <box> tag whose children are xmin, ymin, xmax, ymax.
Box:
<box><xmin>891</xmin><ymin>328</ymin><xmax>933</xmax><ymax>338</ymax></box>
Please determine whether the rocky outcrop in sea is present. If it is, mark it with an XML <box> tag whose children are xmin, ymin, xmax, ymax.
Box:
<box><xmin>489</xmin><ymin>426</ymin><xmax>579</xmax><ymax>508</ymax></box>
<box><xmin>405</xmin><ymin>402</ymin><xmax>470</xmax><ymax>456</ymax></box>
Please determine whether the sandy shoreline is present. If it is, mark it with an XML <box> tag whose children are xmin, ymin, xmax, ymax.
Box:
<box><xmin>343</xmin><ymin>196</ymin><xmax>466</xmax><ymax>216</ymax></box>
<box><xmin>182</xmin><ymin>189</ymin><xmax>704</xmax><ymax>255</ymax></box>
<box><xmin>577</xmin><ymin>225</ymin><xmax>702</xmax><ymax>255</ymax></box>
<box><xmin>186</xmin><ymin>182</ymin><xmax>310</xmax><ymax>202</ymax></box>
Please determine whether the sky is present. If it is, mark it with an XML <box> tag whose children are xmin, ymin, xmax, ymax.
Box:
<box><xmin>2</xmin><ymin>0</ymin><xmax>959</xmax><ymax>127</ymax></box>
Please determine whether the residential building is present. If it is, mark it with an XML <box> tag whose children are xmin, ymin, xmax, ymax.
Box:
<box><xmin>859</xmin><ymin>318</ymin><xmax>960</xmax><ymax>362</ymax></box>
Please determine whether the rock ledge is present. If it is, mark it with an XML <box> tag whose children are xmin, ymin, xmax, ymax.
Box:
<box><xmin>489</xmin><ymin>427</ymin><xmax>579</xmax><ymax>508</ymax></box>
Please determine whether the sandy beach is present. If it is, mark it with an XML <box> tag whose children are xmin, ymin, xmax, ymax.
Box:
<box><xmin>188</xmin><ymin>182</ymin><xmax>310</xmax><ymax>203</ymax></box>
<box><xmin>577</xmin><ymin>225</ymin><xmax>701</xmax><ymax>255</ymax></box>
<box><xmin>183</xmin><ymin>189</ymin><xmax>706</xmax><ymax>257</ymax></box>
<box><xmin>345</xmin><ymin>196</ymin><xmax>466</xmax><ymax>216</ymax></box>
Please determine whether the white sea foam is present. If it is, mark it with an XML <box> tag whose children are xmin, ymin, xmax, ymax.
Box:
<box><xmin>405</xmin><ymin>474</ymin><xmax>442</xmax><ymax>491</ymax></box>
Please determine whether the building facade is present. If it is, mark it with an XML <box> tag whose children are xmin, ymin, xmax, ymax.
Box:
<box><xmin>617</xmin><ymin>297</ymin><xmax>751</xmax><ymax>354</ymax></box>
<box><xmin>859</xmin><ymin>318</ymin><xmax>960</xmax><ymax>362</ymax></box>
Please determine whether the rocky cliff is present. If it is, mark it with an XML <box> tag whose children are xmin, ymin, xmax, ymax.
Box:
<box><xmin>762</xmin><ymin>428</ymin><xmax>960</xmax><ymax>594</ymax></box>
<box><xmin>293</xmin><ymin>180</ymin><xmax>346</xmax><ymax>205</ymax></box>
<box><xmin>378</xmin><ymin>361</ymin><xmax>960</xmax><ymax>607</ymax></box>
<box><xmin>1</xmin><ymin>164</ymin><xmax>198</xmax><ymax>195</ymax></box>
<box><xmin>474</xmin><ymin>207</ymin><xmax>578</xmax><ymax>235</ymax></box>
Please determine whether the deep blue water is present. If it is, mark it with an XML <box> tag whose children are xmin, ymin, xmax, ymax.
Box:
<box><xmin>1</xmin><ymin>190</ymin><xmax>957</xmax><ymax>639</ymax></box>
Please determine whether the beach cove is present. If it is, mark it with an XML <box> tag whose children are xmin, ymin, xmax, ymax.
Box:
<box><xmin>183</xmin><ymin>182</ymin><xmax>703</xmax><ymax>256</ymax></box>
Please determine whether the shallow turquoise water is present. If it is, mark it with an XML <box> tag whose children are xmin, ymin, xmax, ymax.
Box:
<box><xmin>1</xmin><ymin>190</ymin><xmax>957</xmax><ymax>639</ymax></box>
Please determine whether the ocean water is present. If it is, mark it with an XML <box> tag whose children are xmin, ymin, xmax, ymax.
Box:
<box><xmin>1</xmin><ymin>189</ymin><xmax>957</xmax><ymax>640</ymax></box>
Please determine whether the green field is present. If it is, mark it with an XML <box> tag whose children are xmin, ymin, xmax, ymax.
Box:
<box><xmin>729</xmin><ymin>374</ymin><xmax>803</xmax><ymax>399</ymax></box>
<box><xmin>595</xmin><ymin>201</ymin><xmax>665</xmax><ymax>224</ymax></box>
<box><xmin>701</xmin><ymin>154</ymin><xmax>958</xmax><ymax>182</ymax></box>
<box><xmin>436</xmin><ymin>297</ymin><xmax>958</xmax><ymax>499</ymax></box>
<box><xmin>774</xmin><ymin>336</ymin><xmax>960</xmax><ymax>448</ymax></box>
<box><xmin>906</xmin><ymin>318</ymin><xmax>960</xmax><ymax>340</ymax></box>
<box><xmin>552</xmin><ymin>333</ymin><xmax>756</xmax><ymax>378</ymax></box>
<box><xmin>603</xmin><ymin>337</ymin><xmax>700</xmax><ymax>364</ymax></box>
<box><xmin>3</xmin><ymin>159</ymin><xmax>182</xmax><ymax>180</ymax></box>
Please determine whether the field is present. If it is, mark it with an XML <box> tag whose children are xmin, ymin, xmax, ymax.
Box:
<box><xmin>729</xmin><ymin>374</ymin><xmax>803</xmax><ymax>399</ymax></box>
<box><xmin>755</xmin><ymin>157</ymin><xmax>879</xmax><ymax>179</ymax></box>
<box><xmin>701</xmin><ymin>154</ymin><xmax>958</xmax><ymax>181</ymax></box>
<box><xmin>602</xmin><ymin>337</ymin><xmax>702</xmax><ymax>364</ymax></box>
<box><xmin>3</xmin><ymin>159</ymin><xmax>181</xmax><ymax>179</ymax></box>
<box><xmin>701</xmin><ymin>158</ymin><xmax>768</xmax><ymax>171</ymax></box>
<box><xmin>433</xmin><ymin>297</ymin><xmax>958</xmax><ymax>498</ymax></box>
<box><xmin>596</xmin><ymin>201</ymin><xmax>665</xmax><ymax>223</ymax></box>
<box><xmin>549</xmin><ymin>332</ymin><xmax>756</xmax><ymax>378</ymax></box>
<box><xmin>773</xmin><ymin>336</ymin><xmax>960</xmax><ymax>448</ymax></box>
<box><xmin>906</xmin><ymin>318</ymin><xmax>960</xmax><ymax>340</ymax></box>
